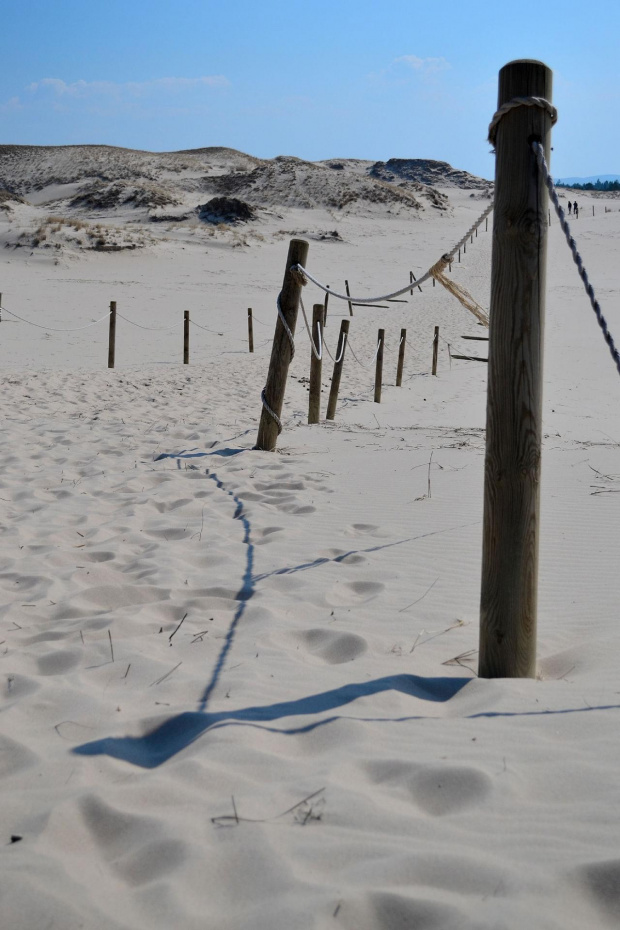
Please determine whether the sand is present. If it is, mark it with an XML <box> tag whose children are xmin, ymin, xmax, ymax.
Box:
<box><xmin>1</xmin><ymin>152</ymin><xmax>620</xmax><ymax>929</ymax></box>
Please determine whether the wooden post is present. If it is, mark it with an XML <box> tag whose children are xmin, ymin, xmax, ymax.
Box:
<box><xmin>411</xmin><ymin>272</ymin><xmax>422</xmax><ymax>293</ymax></box>
<box><xmin>344</xmin><ymin>280</ymin><xmax>353</xmax><ymax>316</ymax></box>
<box><xmin>479</xmin><ymin>59</ymin><xmax>553</xmax><ymax>679</ymax></box>
<box><xmin>486</xmin><ymin>216</ymin><xmax>488</xmax><ymax>232</ymax></box>
<box><xmin>431</xmin><ymin>326</ymin><xmax>439</xmax><ymax>375</ymax></box>
<box><xmin>247</xmin><ymin>308</ymin><xmax>254</xmax><ymax>353</ymax></box>
<box><xmin>374</xmin><ymin>329</ymin><xmax>384</xmax><ymax>403</ymax></box>
<box><xmin>326</xmin><ymin>319</ymin><xmax>349</xmax><ymax>420</ymax></box>
<box><xmin>458</xmin><ymin>248</ymin><xmax>461</xmax><ymax>262</ymax></box>
<box><xmin>308</xmin><ymin>304</ymin><xmax>323</xmax><ymax>424</ymax></box>
<box><xmin>470</xmin><ymin>234</ymin><xmax>473</xmax><ymax>244</ymax></box>
<box><xmin>323</xmin><ymin>287</ymin><xmax>329</xmax><ymax>327</ymax></box>
<box><xmin>548</xmin><ymin>209</ymin><xmax>551</xmax><ymax>227</ymax></box>
<box><xmin>396</xmin><ymin>328</ymin><xmax>406</xmax><ymax>386</ymax></box>
<box><xmin>409</xmin><ymin>271</ymin><xmax>414</xmax><ymax>296</ymax></box>
<box><xmin>255</xmin><ymin>239</ymin><xmax>309</xmax><ymax>451</ymax></box>
<box><xmin>0</xmin><ymin>292</ymin><xmax>2</xmax><ymax>322</ymax></box>
<box><xmin>107</xmin><ymin>300</ymin><xmax>116</xmax><ymax>369</ymax></box>
<box><xmin>464</xmin><ymin>241</ymin><xmax>467</xmax><ymax>254</ymax></box>
<box><xmin>592</xmin><ymin>205</ymin><xmax>594</xmax><ymax>216</ymax></box>
<box><xmin>184</xmin><ymin>310</ymin><xmax>190</xmax><ymax>364</ymax></box>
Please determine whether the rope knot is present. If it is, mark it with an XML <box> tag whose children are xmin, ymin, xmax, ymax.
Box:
<box><xmin>290</xmin><ymin>265</ymin><xmax>308</xmax><ymax>287</ymax></box>
<box><xmin>430</xmin><ymin>255</ymin><xmax>451</xmax><ymax>278</ymax></box>
<box><xmin>488</xmin><ymin>96</ymin><xmax>558</xmax><ymax>150</ymax></box>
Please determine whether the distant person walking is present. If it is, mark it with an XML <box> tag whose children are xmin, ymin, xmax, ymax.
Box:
<box><xmin>567</xmin><ymin>200</ymin><xmax>572</xmax><ymax>215</ymax></box>
<box><xmin>573</xmin><ymin>201</ymin><xmax>579</xmax><ymax>219</ymax></box>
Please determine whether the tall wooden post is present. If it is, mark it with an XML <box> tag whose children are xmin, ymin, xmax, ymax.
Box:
<box><xmin>247</xmin><ymin>308</ymin><xmax>254</xmax><ymax>353</ymax></box>
<box><xmin>308</xmin><ymin>304</ymin><xmax>323</xmax><ymax>424</ymax></box>
<box><xmin>486</xmin><ymin>217</ymin><xmax>488</xmax><ymax>232</ymax></box>
<box><xmin>326</xmin><ymin>319</ymin><xmax>349</xmax><ymax>420</ymax></box>
<box><xmin>107</xmin><ymin>300</ymin><xmax>116</xmax><ymax>369</ymax></box>
<box><xmin>479</xmin><ymin>59</ymin><xmax>553</xmax><ymax>679</ymax></box>
<box><xmin>396</xmin><ymin>328</ymin><xmax>406</xmax><ymax>386</ymax></box>
<box><xmin>374</xmin><ymin>329</ymin><xmax>384</xmax><ymax>403</ymax></box>
<box><xmin>184</xmin><ymin>311</ymin><xmax>190</xmax><ymax>364</ymax></box>
<box><xmin>255</xmin><ymin>239</ymin><xmax>309</xmax><ymax>451</ymax></box>
<box><xmin>345</xmin><ymin>280</ymin><xmax>353</xmax><ymax>316</ymax></box>
<box><xmin>431</xmin><ymin>326</ymin><xmax>439</xmax><ymax>375</ymax></box>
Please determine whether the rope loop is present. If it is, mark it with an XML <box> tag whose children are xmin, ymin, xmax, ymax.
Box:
<box><xmin>488</xmin><ymin>96</ymin><xmax>558</xmax><ymax>149</ymax></box>
<box><xmin>290</xmin><ymin>267</ymin><xmax>308</xmax><ymax>288</ymax></box>
<box><xmin>260</xmin><ymin>388</ymin><xmax>283</xmax><ymax>434</ymax></box>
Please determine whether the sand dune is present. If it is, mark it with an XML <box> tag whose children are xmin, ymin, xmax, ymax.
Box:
<box><xmin>1</xmin><ymin>145</ymin><xmax>620</xmax><ymax>928</ymax></box>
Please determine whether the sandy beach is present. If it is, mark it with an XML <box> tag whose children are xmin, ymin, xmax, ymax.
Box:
<box><xmin>2</xmin><ymin>145</ymin><xmax>620</xmax><ymax>928</ymax></box>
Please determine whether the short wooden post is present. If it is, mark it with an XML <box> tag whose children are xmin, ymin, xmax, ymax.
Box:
<box><xmin>323</xmin><ymin>287</ymin><xmax>329</xmax><ymax>327</ymax></box>
<box><xmin>479</xmin><ymin>59</ymin><xmax>553</xmax><ymax>679</ymax></box>
<box><xmin>247</xmin><ymin>308</ymin><xmax>254</xmax><ymax>353</ymax></box>
<box><xmin>470</xmin><ymin>234</ymin><xmax>473</xmax><ymax>244</ymax></box>
<box><xmin>0</xmin><ymin>292</ymin><xmax>2</xmax><ymax>322</ymax></box>
<box><xmin>464</xmin><ymin>241</ymin><xmax>467</xmax><ymax>254</ymax></box>
<box><xmin>326</xmin><ymin>319</ymin><xmax>349</xmax><ymax>420</ymax></box>
<box><xmin>255</xmin><ymin>239</ymin><xmax>309</xmax><ymax>451</ymax></box>
<box><xmin>409</xmin><ymin>271</ymin><xmax>414</xmax><ymax>296</ymax></box>
<box><xmin>374</xmin><ymin>329</ymin><xmax>384</xmax><ymax>403</ymax></box>
<box><xmin>458</xmin><ymin>248</ymin><xmax>461</xmax><ymax>262</ymax></box>
<box><xmin>411</xmin><ymin>272</ymin><xmax>422</xmax><ymax>293</ymax></box>
<box><xmin>432</xmin><ymin>277</ymin><xmax>435</xmax><ymax>287</ymax></box>
<box><xmin>431</xmin><ymin>326</ymin><xmax>439</xmax><ymax>375</ymax></box>
<box><xmin>107</xmin><ymin>300</ymin><xmax>116</xmax><ymax>369</ymax></box>
<box><xmin>345</xmin><ymin>280</ymin><xmax>353</xmax><ymax>316</ymax></box>
<box><xmin>396</xmin><ymin>328</ymin><xmax>406</xmax><ymax>386</ymax></box>
<box><xmin>183</xmin><ymin>310</ymin><xmax>190</xmax><ymax>363</ymax></box>
<box><xmin>592</xmin><ymin>205</ymin><xmax>594</xmax><ymax>216</ymax></box>
<box><xmin>308</xmin><ymin>304</ymin><xmax>323</xmax><ymax>424</ymax></box>
<box><xmin>486</xmin><ymin>216</ymin><xmax>488</xmax><ymax>232</ymax></box>
<box><xmin>548</xmin><ymin>208</ymin><xmax>551</xmax><ymax>227</ymax></box>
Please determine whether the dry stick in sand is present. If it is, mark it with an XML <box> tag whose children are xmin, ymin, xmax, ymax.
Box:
<box><xmin>308</xmin><ymin>304</ymin><xmax>323</xmax><ymax>425</ymax></box>
<box><xmin>255</xmin><ymin>238</ymin><xmax>309</xmax><ymax>452</ymax></box>
<box><xmin>247</xmin><ymin>308</ymin><xmax>254</xmax><ymax>353</ymax></box>
<box><xmin>108</xmin><ymin>629</ymin><xmax>114</xmax><ymax>662</ymax></box>
<box><xmin>344</xmin><ymin>280</ymin><xmax>353</xmax><ymax>316</ymax></box>
<box><xmin>169</xmin><ymin>612</ymin><xmax>188</xmax><ymax>645</ymax></box>
<box><xmin>396</xmin><ymin>328</ymin><xmax>406</xmax><ymax>386</ymax></box>
<box><xmin>107</xmin><ymin>300</ymin><xmax>116</xmax><ymax>369</ymax></box>
<box><xmin>374</xmin><ymin>330</ymin><xmax>384</xmax><ymax>404</ymax></box>
<box><xmin>410</xmin><ymin>271</ymin><xmax>422</xmax><ymax>293</ymax></box>
<box><xmin>183</xmin><ymin>311</ymin><xmax>190</xmax><ymax>363</ymax></box>
<box><xmin>149</xmin><ymin>661</ymin><xmax>182</xmax><ymax>687</ymax></box>
<box><xmin>326</xmin><ymin>319</ymin><xmax>349</xmax><ymax>420</ymax></box>
<box><xmin>211</xmin><ymin>788</ymin><xmax>326</xmax><ymax>827</ymax></box>
<box><xmin>432</xmin><ymin>326</ymin><xmax>439</xmax><ymax>375</ymax></box>
<box><xmin>323</xmin><ymin>287</ymin><xmax>329</xmax><ymax>327</ymax></box>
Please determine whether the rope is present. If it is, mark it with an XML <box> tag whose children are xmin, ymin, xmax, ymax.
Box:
<box><xmin>0</xmin><ymin>306</ymin><xmax>111</xmax><ymax>332</ymax></box>
<box><xmin>347</xmin><ymin>335</ymin><xmax>382</xmax><ymax>369</ymax></box>
<box><xmin>189</xmin><ymin>319</ymin><xmax>227</xmax><ymax>336</ymax></box>
<box><xmin>115</xmin><ymin>311</ymin><xmax>179</xmax><ymax>332</ymax></box>
<box><xmin>299</xmin><ymin>296</ymin><xmax>322</xmax><ymax>360</ymax></box>
<box><xmin>292</xmin><ymin>202</ymin><xmax>493</xmax><ymax>306</ymax></box>
<box><xmin>323</xmin><ymin>332</ymin><xmax>347</xmax><ymax>364</ymax></box>
<box><xmin>260</xmin><ymin>388</ymin><xmax>282</xmax><ymax>434</ymax></box>
<box><xmin>488</xmin><ymin>96</ymin><xmax>558</xmax><ymax>149</ymax></box>
<box><xmin>430</xmin><ymin>256</ymin><xmax>489</xmax><ymax>326</ymax></box>
<box><xmin>532</xmin><ymin>141</ymin><xmax>620</xmax><ymax>378</ymax></box>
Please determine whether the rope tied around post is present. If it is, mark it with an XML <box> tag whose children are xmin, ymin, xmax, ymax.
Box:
<box><xmin>488</xmin><ymin>95</ymin><xmax>558</xmax><ymax>149</ymax></box>
<box><xmin>430</xmin><ymin>254</ymin><xmax>489</xmax><ymax>326</ymax></box>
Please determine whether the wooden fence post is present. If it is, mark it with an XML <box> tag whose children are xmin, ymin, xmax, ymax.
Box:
<box><xmin>326</xmin><ymin>319</ymin><xmax>349</xmax><ymax>420</ymax></box>
<box><xmin>247</xmin><ymin>308</ymin><xmax>254</xmax><ymax>353</ymax></box>
<box><xmin>255</xmin><ymin>239</ymin><xmax>309</xmax><ymax>451</ymax></box>
<box><xmin>374</xmin><ymin>329</ymin><xmax>384</xmax><ymax>403</ymax></box>
<box><xmin>409</xmin><ymin>271</ymin><xmax>414</xmax><ymax>296</ymax></box>
<box><xmin>345</xmin><ymin>280</ymin><xmax>353</xmax><ymax>316</ymax></box>
<box><xmin>458</xmin><ymin>248</ymin><xmax>461</xmax><ymax>262</ymax></box>
<box><xmin>431</xmin><ymin>325</ymin><xmax>439</xmax><ymax>375</ymax></box>
<box><xmin>183</xmin><ymin>311</ymin><xmax>190</xmax><ymax>364</ymax></box>
<box><xmin>396</xmin><ymin>328</ymin><xmax>406</xmax><ymax>386</ymax></box>
<box><xmin>479</xmin><ymin>59</ymin><xmax>553</xmax><ymax>679</ymax></box>
<box><xmin>107</xmin><ymin>300</ymin><xmax>116</xmax><ymax>369</ymax></box>
<box><xmin>486</xmin><ymin>216</ymin><xmax>488</xmax><ymax>232</ymax></box>
<box><xmin>323</xmin><ymin>287</ymin><xmax>329</xmax><ymax>327</ymax></box>
<box><xmin>308</xmin><ymin>304</ymin><xmax>323</xmax><ymax>424</ymax></box>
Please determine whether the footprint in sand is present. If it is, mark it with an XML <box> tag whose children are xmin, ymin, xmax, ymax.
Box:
<box><xmin>326</xmin><ymin>580</ymin><xmax>385</xmax><ymax>607</ymax></box>
<box><xmin>291</xmin><ymin>628</ymin><xmax>368</xmax><ymax>664</ymax></box>
<box><xmin>344</xmin><ymin>523</ymin><xmax>389</xmax><ymax>538</ymax></box>
<box><xmin>578</xmin><ymin>859</ymin><xmax>620</xmax><ymax>921</ymax></box>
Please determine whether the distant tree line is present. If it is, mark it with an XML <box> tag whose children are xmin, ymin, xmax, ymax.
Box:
<box><xmin>558</xmin><ymin>179</ymin><xmax>620</xmax><ymax>191</ymax></box>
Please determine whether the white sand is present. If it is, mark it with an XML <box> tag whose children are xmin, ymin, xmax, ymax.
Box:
<box><xmin>2</xmin><ymin>167</ymin><xmax>620</xmax><ymax>929</ymax></box>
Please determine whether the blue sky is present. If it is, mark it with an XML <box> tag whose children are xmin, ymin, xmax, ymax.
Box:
<box><xmin>2</xmin><ymin>0</ymin><xmax>618</xmax><ymax>180</ymax></box>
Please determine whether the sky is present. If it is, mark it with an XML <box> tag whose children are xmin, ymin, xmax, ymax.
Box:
<box><xmin>1</xmin><ymin>0</ymin><xmax>618</xmax><ymax>181</ymax></box>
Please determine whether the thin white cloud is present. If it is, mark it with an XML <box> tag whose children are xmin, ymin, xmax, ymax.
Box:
<box><xmin>0</xmin><ymin>95</ymin><xmax>23</xmax><ymax>112</ymax></box>
<box><xmin>393</xmin><ymin>55</ymin><xmax>451</xmax><ymax>74</ymax></box>
<box><xmin>27</xmin><ymin>75</ymin><xmax>229</xmax><ymax>97</ymax></box>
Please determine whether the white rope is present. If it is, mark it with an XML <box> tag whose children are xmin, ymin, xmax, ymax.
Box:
<box><xmin>115</xmin><ymin>311</ymin><xmax>179</xmax><ymax>332</ymax></box>
<box><xmin>299</xmin><ymin>296</ymin><xmax>322</xmax><ymax>360</ymax></box>
<box><xmin>189</xmin><ymin>319</ymin><xmax>228</xmax><ymax>335</ymax></box>
<box><xmin>347</xmin><ymin>335</ymin><xmax>382</xmax><ymax>369</ymax></box>
<box><xmin>488</xmin><ymin>96</ymin><xmax>557</xmax><ymax>149</ymax></box>
<box><xmin>323</xmin><ymin>331</ymin><xmax>347</xmax><ymax>364</ymax></box>
<box><xmin>260</xmin><ymin>388</ymin><xmax>282</xmax><ymax>434</ymax></box>
<box><xmin>532</xmin><ymin>141</ymin><xmax>620</xmax><ymax>378</ymax></box>
<box><xmin>0</xmin><ymin>305</ymin><xmax>111</xmax><ymax>332</ymax></box>
<box><xmin>292</xmin><ymin>202</ymin><xmax>493</xmax><ymax>306</ymax></box>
